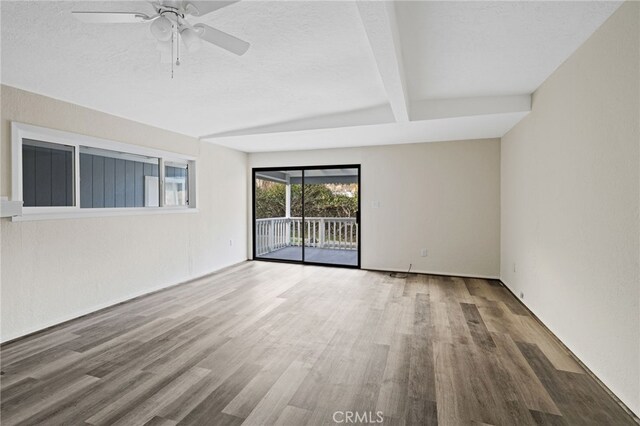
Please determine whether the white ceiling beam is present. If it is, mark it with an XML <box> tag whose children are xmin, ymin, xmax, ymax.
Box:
<box><xmin>201</xmin><ymin>95</ymin><xmax>532</xmax><ymax>140</ymax></box>
<box><xmin>200</xmin><ymin>104</ymin><xmax>394</xmax><ymax>139</ymax></box>
<box><xmin>411</xmin><ymin>95</ymin><xmax>531</xmax><ymax>121</ymax></box>
<box><xmin>205</xmin><ymin>111</ymin><xmax>530</xmax><ymax>153</ymax></box>
<box><xmin>356</xmin><ymin>1</ymin><xmax>410</xmax><ymax>122</ymax></box>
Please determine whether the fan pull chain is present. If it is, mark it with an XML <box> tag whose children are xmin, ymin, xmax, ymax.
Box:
<box><xmin>176</xmin><ymin>26</ymin><xmax>181</xmax><ymax>67</ymax></box>
<box><xmin>169</xmin><ymin>23</ymin><xmax>181</xmax><ymax>79</ymax></box>
<box><xmin>171</xmin><ymin>29</ymin><xmax>174</xmax><ymax>79</ymax></box>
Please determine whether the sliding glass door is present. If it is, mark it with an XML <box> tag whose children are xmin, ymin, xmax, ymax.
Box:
<box><xmin>253</xmin><ymin>165</ymin><xmax>360</xmax><ymax>268</ymax></box>
<box><xmin>302</xmin><ymin>168</ymin><xmax>359</xmax><ymax>266</ymax></box>
<box><xmin>254</xmin><ymin>169</ymin><xmax>303</xmax><ymax>262</ymax></box>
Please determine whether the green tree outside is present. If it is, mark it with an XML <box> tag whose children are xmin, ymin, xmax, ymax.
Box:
<box><xmin>255</xmin><ymin>182</ymin><xmax>358</xmax><ymax>219</ymax></box>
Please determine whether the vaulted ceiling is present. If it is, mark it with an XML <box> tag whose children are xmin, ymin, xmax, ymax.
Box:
<box><xmin>1</xmin><ymin>1</ymin><xmax>622</xmax><ymax>151</ymax></box>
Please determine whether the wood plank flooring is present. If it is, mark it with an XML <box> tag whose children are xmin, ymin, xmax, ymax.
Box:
<box><xmin>0</xmin><ymin>262</ymin><xmax>635</xmax><ymax>425</ymax></box>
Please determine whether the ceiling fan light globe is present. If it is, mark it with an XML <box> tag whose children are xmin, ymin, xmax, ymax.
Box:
<box><xmin>150</xmin><ymin>16</ymin><xmax>173</xmax><ymax>41</ymax></box>
<box><xmin>181</xmin><ymin>28</ymin><xmax>202</xmax><ymax>53</ymax></box>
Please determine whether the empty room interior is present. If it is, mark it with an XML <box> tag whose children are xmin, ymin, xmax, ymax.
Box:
<box><xmin>0</xmin><ymin>1</ymin><xmax>638</xmax><ymax>425</ymax></box>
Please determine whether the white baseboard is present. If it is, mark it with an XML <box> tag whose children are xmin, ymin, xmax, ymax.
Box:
<box><xmin>1</xmin><ymin>259</ymin><xmax>248</xmax><ymax>344</ymax></box>
<box><xmin>364</xmin><ymin>266</ymin><xmax>499</xmax><ymax>280</ymax></box>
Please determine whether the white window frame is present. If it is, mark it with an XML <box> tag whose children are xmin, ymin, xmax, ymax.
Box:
<box><xmin>11</xmin><ymin>122</ymin><xmax>197</xmax><ymax>221</ymax></box>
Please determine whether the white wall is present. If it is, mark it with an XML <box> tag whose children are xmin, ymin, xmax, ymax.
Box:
<box><xmin>501</xmin><ymin>2</ymin><xmax>639</xmax><ymax>415</ymax></box>
<box><xmin>0</xmin><ymin>85</ymin><xmax>248</xmax><ymax>342</ymax></box>
<box><xmin>249</xmin><ymin>139</ymin><xmax>501</xmax><ymax>278</ymax></box>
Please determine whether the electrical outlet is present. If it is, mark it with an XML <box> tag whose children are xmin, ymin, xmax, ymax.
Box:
<box><xmin>513</xmin><ymin>263</ymin><xmax>516</xmax><ymax>273</ymax></box>
<box><xmin>372</xmin><ymin>201</ymin><xmax>381</xmax><ymax>209</ymax></box>
<box><xmin>420</xmin><ymin>248</ymin><xmax>428</xmax><ymax>257</ymax></box>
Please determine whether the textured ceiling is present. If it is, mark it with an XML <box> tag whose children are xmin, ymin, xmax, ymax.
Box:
<box><xmin>1</xmin><ymin>1</ymin><xmax>388</xmax><ymax>138</ymax></box>
<box><xmin>0</xmin><ymin>1</ymin><xmax>624</xmax><ymax>151</ymax></box>
<box><xmin>395</xmin><ymin>1</ymin><xmax>622</xmax><ymax>100</ymax></box>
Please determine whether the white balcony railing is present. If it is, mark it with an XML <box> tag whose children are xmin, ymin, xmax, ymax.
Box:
<box><xmin>255</xmin><ymin>217</ymin><xmax>358</xmax><ymax>256</ymax></box>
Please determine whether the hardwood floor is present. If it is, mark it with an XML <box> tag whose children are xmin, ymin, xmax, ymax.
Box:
<box><xmin>0</xmin><ymin>262</ymin><xmax>635</xmax><ymax>425</ymax></box>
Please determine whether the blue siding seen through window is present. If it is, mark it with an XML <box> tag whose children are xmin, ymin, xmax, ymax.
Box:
<box><xmin>22</xmin><ymin>140</ymin><xmax>74</xmax><ymax>207</ymax></box>
<box><xmin>79</xmin><ymin>149</ymin><xmax>159</xmax><ymax>208</ymax></box>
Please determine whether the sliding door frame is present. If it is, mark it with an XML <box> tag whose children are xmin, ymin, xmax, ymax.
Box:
<box><xmin>252</xmin><ymin>164</ymin><xmax>361</xmax><ymax>269</ymax></box>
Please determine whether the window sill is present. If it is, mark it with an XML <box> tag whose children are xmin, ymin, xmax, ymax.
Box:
<box><xmin>11</xmin><ymin>207</ymin><xmax>198</xmax><ymax>222</ymax></box>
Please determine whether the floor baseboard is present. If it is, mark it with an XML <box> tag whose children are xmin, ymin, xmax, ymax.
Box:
<box><xmin>364</xmin><ymin>266</ymin><xmax>500</xmax><ymax>281</ymax></box>
<box><xmin>0</xmin><ymin>259</ymin><xmax>249</xmax><ymax>347</ymax></box>
<box><xmin>498</xmin><ymin>279</ymin><xmax>640</xmax><ymax>424</ymax></box>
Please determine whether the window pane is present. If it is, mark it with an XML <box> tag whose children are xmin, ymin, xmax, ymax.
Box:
<box><xmin>79</xmin><ymin>146</ymin><xmax>159</xmax><ymax>208</ymax></box>
<box><xmin>165</xmin><ymin>163</ymin><xmax>188</xmax><ymax>207</ymax></box>
<box><xmin>22</xmin><ymin>139</ymin><xmax>74</xmax><ymax>207</ymax></box>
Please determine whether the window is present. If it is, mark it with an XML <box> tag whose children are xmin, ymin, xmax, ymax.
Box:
<box><xmin>22</xmin><ymin>139</ymin><xmax>74</xmax><ymax>207</ymax></box>
<box><xmin>79</xmin><ymin>147</ymin><xmax>160</xmax><ymax>208</ymax></box>
<box><xmin>11</xmin><ymin>122</ymin><xmax>196</xmax><ymax>220</ymax></box>
<box><xmin>165</xmin><ymin>163</ymin><xmax>189</xmax><ymax>207</ymax></box>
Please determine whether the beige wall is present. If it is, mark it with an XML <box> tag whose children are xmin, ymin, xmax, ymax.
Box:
<box><xmin>0</xmin><ymin>85</ymin><xmax>248</xmax><ymax>342</ymax></box>
<box><xmin>249</xmin><ymin>139</ymin><xmax>501</xmax><ymax>278</ymax></box>
<box><xmin>501</xmin><ymin>2</ymin><xmax>639</xmax><ymax>415</ymax></box>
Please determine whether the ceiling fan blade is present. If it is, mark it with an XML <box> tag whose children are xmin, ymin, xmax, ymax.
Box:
<box><xmin>194</xmin><ymin>23</ymin><xmax>249</xmax><ymax>56</ymax></box>
<box><xmin>185</xmin><ymin>1</ymin><xmax>239</xmax><ymax>17</ymax></box>
<box><xmin>72</xmin><ymin>11</ymin><xmax>152</xmax><ymax>24</ymax></box>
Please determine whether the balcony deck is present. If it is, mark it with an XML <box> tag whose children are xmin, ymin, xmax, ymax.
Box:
<box><xmin>255</xmin><ymin>216</ymin><xmax>358</xmax><ymax>266</ymax></box>
<box><xmin>258</xmin><ymin>246</ymin><xmax>358</xmax><ymax>266</ymax></box>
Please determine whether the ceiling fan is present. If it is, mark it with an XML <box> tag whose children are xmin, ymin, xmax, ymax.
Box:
<box><xmin>73</xmin><ymin>1</ymin><xmax>249</xmax><ymax>72</ymax></box>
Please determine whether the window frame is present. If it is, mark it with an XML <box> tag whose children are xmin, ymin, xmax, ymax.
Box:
<box><xmin>11</xmin><ymin>122</ymin><xmax>197</xmax><ymax>221</ymax></box>
<box><xmin>164</xmin><ymin>161</ymin><xmax>190</xmax><ymax>207</ymax></box>
<box><xmin>21</xmin><ymin>138</ymin><xmax>76</xmax><ymax>208</ymax></box>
